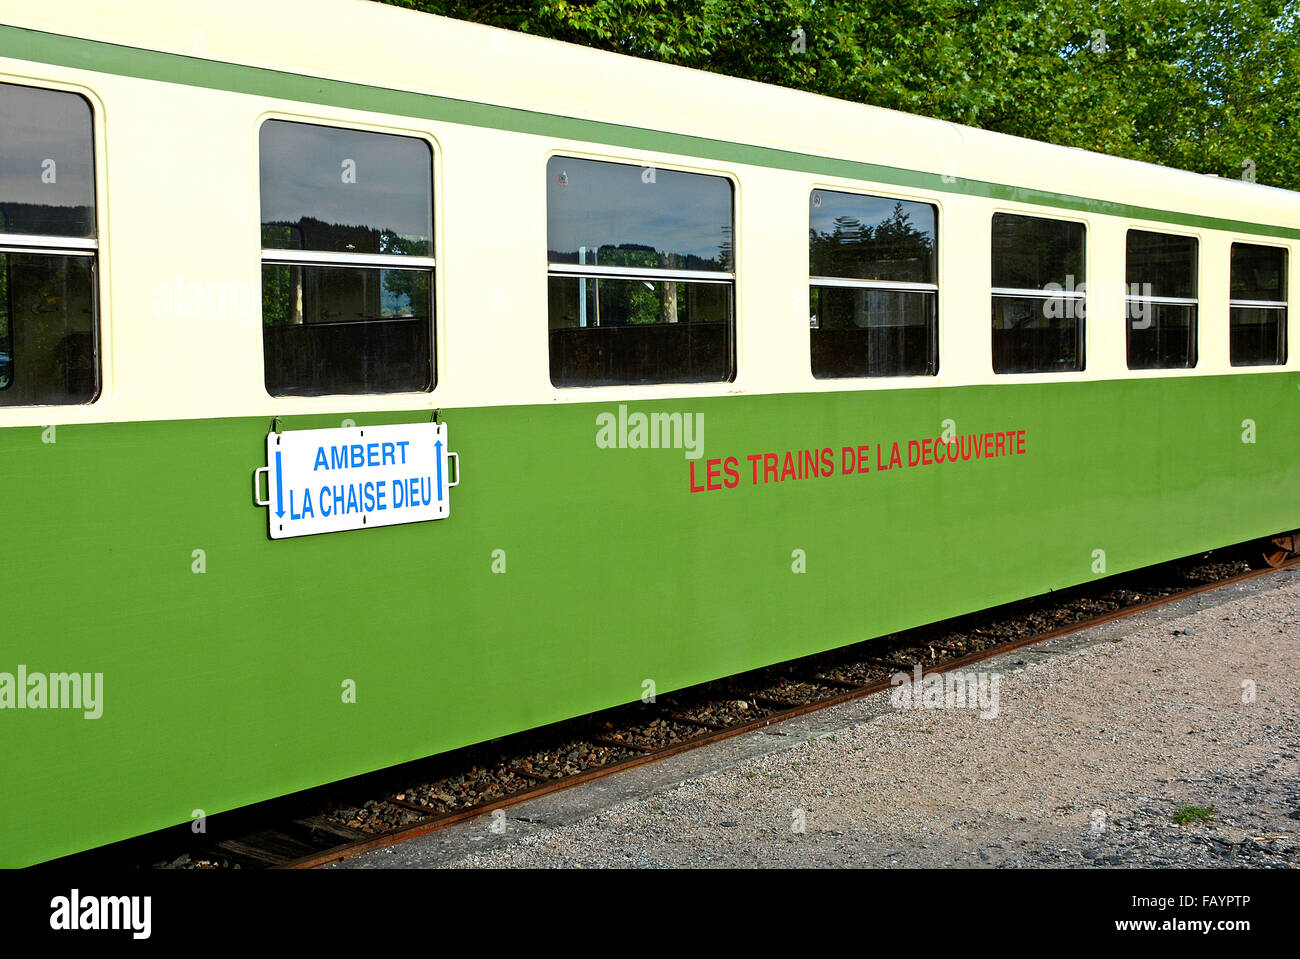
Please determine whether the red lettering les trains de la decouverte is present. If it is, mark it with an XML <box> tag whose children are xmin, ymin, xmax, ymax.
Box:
<box><xmin>689</xmin><ymin>430</ymin><xmax>1029</xmax><ymax>493</ymax></box>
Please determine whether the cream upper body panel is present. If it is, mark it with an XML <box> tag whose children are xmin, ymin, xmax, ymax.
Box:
<box><xmin>0</xmin><ymin>0</ymin><xmax>1297</xmax><ymax>426</ymax></box>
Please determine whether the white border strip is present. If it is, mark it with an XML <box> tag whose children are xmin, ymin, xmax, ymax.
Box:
<box><xmin>547</xmin><ymin>262</ymin><xmax>734</xmax><ymax>283</ymax></box>
<box><xmin>992</xmin><ymin>286</ymin><xmax>1086</xmax><ymax>299</ymax></box>
<box><xmin>1125</xmin><ymin>295</ymin><xmax>1199</xmax><ymax>306</ymax></box>
<box><xmin>261</xmin><ymin>249</ymin><xmax>436</xmax><ymax>268</ymax></box>
<box><xmin>1229</xmin><ymin>299</ymin><xmax>1288</xmax><ymax>309</ymax></box>
<box><xmin>810</xmin><ymin>277</ymin><xmax>937</xmax><ymax>292</ymax></box>
<box><xmin>0</xmin><ymin>232</ymin><xmax>97</xmax><ymax>252</ymax></box>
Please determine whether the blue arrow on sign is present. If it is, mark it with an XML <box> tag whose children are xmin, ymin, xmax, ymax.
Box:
<box><xmin>434</xmin><ymin>439</ymin><xmax>444</xmax><ymax>502</ymax></box>
<box><xmin>275</xmin><ymin>450</ymin><xmax>285</xmax><ymax>518</ymax></box>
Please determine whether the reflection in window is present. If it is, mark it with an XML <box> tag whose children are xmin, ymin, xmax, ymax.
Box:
<box><xmin>548</xmin><ymin>277</ymin><xmax>731</xmax><ymax>386</ymax></box>
<box><xmin>1230</xmin><ymin>243</ymin><xmax>1287</xmax><ymax>366</ymax></box>
<box><xmin>1125</xmin><ymin>230</ymin><xmax>1197</xmax><ymax>370</ymax></box>
<box><xmin>547</xmin><ymin>156</ymin><xmax>732</xmax><ymax>270</ymax></box>
<box><xmin>259</xmin><ymin>121</ymin><xmax>434</xmax><ymax>395</ymax></box>
<box><xmin>262</xmin><ymin>266</ymin><xmax>431</xmax><ymax>396</ymax></box>
<box><xmin>991</xmin><ymin>213</ymin><xmax>1084</xmax><ymax>290</ymax></box>
<box><xmin>0</xmin><ymin>254</ymin><xmax>96</xmax><ymax>405</ymax></box>
<box><xmin>260</xmin><ymin>121</ymin><xmax>432</xmax><ymax>256</ymax></box>
<box><xmin>0</xmin><ymin>82</ymin><xmax>95</xmax><ymax>239</ymax></box>
<box><xmin>0</xmin><ymin>83</ymin><xmax>98</xmax><ymax>407</ymax></box>
<box><xmin>991</xmin><ymin>213</ymin><xmax>1085</xmax><ymax>373</ymax></box>
<box><xmin>809</xmin><ymin>191</ymin><xmax>937</xmax><ymax>377</ymax></box>
<box><xmin>546</xmin><ymin>156</ymin><xmax>734</xmax><ymax>386</ymax></box>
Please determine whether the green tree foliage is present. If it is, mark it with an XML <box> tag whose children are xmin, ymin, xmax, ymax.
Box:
<box><xmin>376</xmin><ymin>0</ymin><xmax>1300</xmax><ymax>190</ymax></box>
<box><xmin>590</xmin><ymin>245</ymin><xmax>663</xmax><ymax>324</ymax></box>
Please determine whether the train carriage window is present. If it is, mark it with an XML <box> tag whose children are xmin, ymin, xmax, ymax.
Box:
<box><xmin>991</xmin><ymin>213</ymin><xmax>1085</xmax><ymax>373</ymax></box>
<box><xmin>546</xmin><ymin>156</ymin><xmax>734</xmax><ymax>387</ymax></box>
<box><xmin>0</xmin><ymin>82</ymin><xmax>98</xmax><ymax>406</ymax></box>
<box><xmin>259</xmin><ymin>120</ymin><xmax>434</xmax><ymax>396</ymax></box>
<box><xmin>808</xmin><ymin>190</ymin><xmax>937</xmax><ymax>378</ymax></box>
<box><xmin>1229</xmin><ymin>243</ymin><xmax>1287</xmax><ymax>366</ymax></box>
<box><xmin>1125</xmin><ymin>230</ymin><xmax>1198</xmax><ymax>370</ymax></box>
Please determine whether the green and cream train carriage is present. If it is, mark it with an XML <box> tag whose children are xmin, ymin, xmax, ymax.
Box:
<box><xmin>1</xmin><ymin>0</ymin><xmax>1296</xmax><ymax>866</ymax></box>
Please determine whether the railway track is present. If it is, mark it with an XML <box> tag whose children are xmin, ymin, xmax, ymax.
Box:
<box><xmin>54</xmin><ymin>540</ymin><xmax>1299</xmax><ymax>871</ymax></box>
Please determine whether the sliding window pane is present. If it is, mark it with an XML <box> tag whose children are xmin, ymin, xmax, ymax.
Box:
<box><xmin>262</xmin><ymin>264</ymin><xmax>432</xmax><ymax>395</ymax></box>
<box><xmin>1127</xmin><ymin>230</ymin><xmax>1196</xmax><ymax>299</ymax></box>
<box><xmin>546</xmin><ymin>156</ymin><xmax>733</xmax><ymax>271</ymax></box>
<box><xmin>991</xmin><ymin>295</ymin><xmax>1082</xmax><ymax>373</ymax></box>
<box><xmin>0</xmin><ymin>83</ymin><xmax>95</xmax><ymax>238</ymax></box>
<box><xmin>1230</xmin><ymin>306</ymin><xmax>1286</xmax><ymax>367</ymax></box>
<box><xmin>260</xmin><ymin>121</ymin><xmax>433</xmax><ymax>256</ymax></box>
<box><xmin>809</xmin><ymin>192</ymin><xmax>936</xmax><ymax>282</ymax></box>
<box><xmin>991</xmin><ymin>214</ymin><xmax>1085</xmax><ymax>291</ymax></box>
<box><xmin>810</xmin><ymin>287</ymin><xmax>935</xmax><ymax>377</ymax></box>
<box><xmin>1230</xmin><ymin>243</ymin><xmax>1286</xmax><ymax>366</ymax></box>
<box><xmin>548</xmin><ymin>276</ymin><xmax>732</xmax><ymax>386</ymax></box>
<box><xmin>1230</xmin><ymin>244</ymin><xmax>1285</xmax><ymax>301</ymax></box>
<box><xmin>1126</xmin><ymin>230</ymin><xmax>1197</xmax><ymax>369</ymax></box>
<box><xmin>1127</xmin><ymin>303</ymin><xmax>1196</xmax><ymax>370</ymax></box>
<box><xmin>0</xmin><ymin>252</ymin><xmax>97</xmax><ymax>406</ymax></box>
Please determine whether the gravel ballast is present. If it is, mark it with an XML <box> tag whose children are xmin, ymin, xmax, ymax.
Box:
<box><xmin>339</xmin><ymin>568</ymin><xmax>1300</xmax><ymax>869</ymax></box>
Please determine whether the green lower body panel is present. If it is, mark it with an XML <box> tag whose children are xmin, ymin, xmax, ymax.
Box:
<box><xmin>1</xmin><ymin>372</ymin><xmax>1296</xmax><ymax>866</ymax></box>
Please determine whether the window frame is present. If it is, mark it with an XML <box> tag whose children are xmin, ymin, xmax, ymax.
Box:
<box><xmin>989</xmin><ymin>210</ymin><xmax>1088</xmax><ymax>375</ymax></box>
<box><xmin>1228</xmin><ymin>241</ymin><xmax>1288</xmax><ymax>368</ymax></box>
<box><xmin>1123</xmin><ymin>227</ymin><xmax>1199</xmax><ymax>371</ymax></box>
<box><xmin>544</xmin><ymin>151</ymin><xmax>738</xmax><ymax>389</ymax></box>
<box><xmin>0</xmin><ymin>79</ymin><xmax>101</xmax><ymax>408</ymax></box>
<box><xmin>807</xmin><ymin>186</ymin><xmax>940</xmax><ymax>380</ymax></box>
<box><xmin>256</xmin><ymin>115</ymin><xmax>438</xmax><ymax>398</ymax></box>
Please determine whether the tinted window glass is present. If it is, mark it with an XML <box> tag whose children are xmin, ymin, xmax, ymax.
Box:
<box><xmin>545</xmin><ymin>156</ymin><xmax>735</xmax><ymax>387</ymax></box>
<box><xmin>1127</xmin><ymin>230</ymin><xmax>1196</xmax><ymax>299</ymax></box>
<box><xmin>548</xmin><ymin>276</ymin><xmax>731</xmax><ymax>386</ymax></box>
<box><xmin>1125</xmin><ymin>230</ymin><xmax>1197</xmax><ymax>370</ymax></box>
<box><xmin>0</xmin><ymin>83</ymin><xmax>95</xmax><ymax>238</ymax></box>
<box><xmin>991</xmin><ymin>214</ymin><xmax>1085</xmax><ymax>374</ymax></box>
<box><xmin>810</xmin><ymin>287</ymin><xmax>935</xmax><ymax>377</ymax></box>
<box><xmin>809</xmin><ymin>190</ymin><xmax>938</xmax><ymax>379</ymax></box>
<box><xmin>1127</xmin><ymin>304</ymin><xmax>1196</xmax><ymax>370</ymax></box>
<box><xmin>546</xmin><ymin>156</ymin><xmax>732</xmax><ymax>271</ymax></box>
<box><xmin>262</xmin><ymin>264</ymin><xmax>432</xmax><ymax>395</ymax></box>
<box><xmin>1230</xmin><ymin>243</ymin><xmax>1285</xmax><ymax>301</ymax></box>
<box><xmin>1230</xmin><ymin>306</ymin><xmax>1286</xmax><ymax>366</ymax></box>
<box><xmin>260</xmin><ymin>121</ymin><xmax>435</xmax><ymax>396</ymax></box>
<box><xmin>991</xmin><ymin>296</ymin><xmax>1083</xmax><ymax>373</ymax></box>
<box><xmin>0</xmin><ymin>252</ymin><xmax>97</xmax><ymax>405</ymax></box>
<box><xmin>260</xmin><ymin>121</ymin><xmax>432</xmax><ymax>256</ymax></box>
<box><xmin>809</xmin><ymin>191</ymin><xmax>935</xmax><ymax>282</ymax></box>
<box><xmin>1230</xmin><ymin>243</ymin><xmax>1287</xmax><ymax>366</ymax></box>
<box><xmin>991</xmin><ymin>213</ymin><xmax>1085</xmax><ymax>290</ymax></box>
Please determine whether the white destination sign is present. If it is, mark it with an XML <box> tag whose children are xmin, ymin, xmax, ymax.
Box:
<box><xmin>260</xmin><ymin>422</ymin><xmax>454</xmax><ymax>539</ymax></box>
